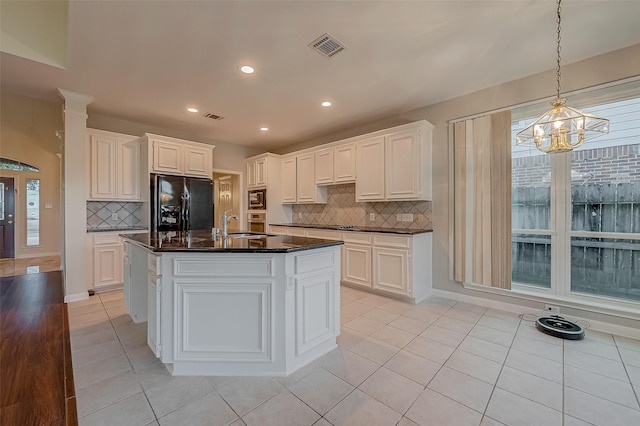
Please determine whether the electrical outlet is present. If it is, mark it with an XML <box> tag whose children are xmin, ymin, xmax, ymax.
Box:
<box><xmin>544</xmin><ymin>304</ymin><xmax>560</xmax><ymax>314</ymax></box>
<box><xmin>417</xmin><ymin>214</ymin><xmax>424</xmax><ymax>223</ymax></box>
<box><xmin>298</xmin><ymin>212</ymin><xmax>302</xmax><ymax>219</ymax></box>
<box><xmin>111</xmin><ymin>212</ymin><xmax>118</xmax><ymax>221</ymax></box>
<box><xmin>396</xmin><ymin>213</ymin><xmax>403</xmax><ymax>221</ymax></box>
<box><xmin>370</xmin><ymin>213</ymin><xmax>375</xmax><ymax>221</ymax></box>
<box><xmin>402</xmin><ymin>213</ymin><xmax>414</xmax><ymax>222</ymax></box>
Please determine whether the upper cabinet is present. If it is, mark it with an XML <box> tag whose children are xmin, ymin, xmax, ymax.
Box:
<box><xmin>315</xmin><ymin>143</ymin><xmax>356</xmax><ymax>186</ymax></box>
<box><xmin>143</xmin><ymin>134</ymin><xmax>214</xmax><ymax>178</ymax></box>
<box><xmin>88</xmin><ymin>129</ymin><xmax>141</xmax><ymax>201</ymax></box>
<box><xmin>356</xmin><ymin>121</ymin><xmax>433</xmax><ymax>202</ymax></box>
<box><xmin>281</xmin><ymin>154</ymin><xmax>327</xmax><ymax>204</ymax></box>
<box><xmin>247</xmin><ymin>155</ymin><xmax>268</xmax><ymax>188</ymax></box>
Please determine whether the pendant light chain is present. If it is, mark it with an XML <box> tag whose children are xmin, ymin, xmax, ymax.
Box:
<box><xmin>556</xmin><ymin>0</ymin><xmax>562</xmax><ymax>99</ymax></box>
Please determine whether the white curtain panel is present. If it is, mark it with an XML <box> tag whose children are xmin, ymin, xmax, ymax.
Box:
<box><xmin>450</xmin><ymin>111</ymin><xmax>512</xmax><ymax>289</ymax></box>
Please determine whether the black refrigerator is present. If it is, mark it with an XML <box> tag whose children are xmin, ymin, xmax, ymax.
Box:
<box><xmin>150</xmin><ymin>174</ymin><xmax>213</xmax><ymax>232</ymax></box>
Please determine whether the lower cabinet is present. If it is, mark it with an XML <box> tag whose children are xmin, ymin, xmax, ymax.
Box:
<box><xmin>147</xmin><ymin>275</ymin><xmax>161</xmax><ymax>357</ymax></box>
<box><xmin>269</xmin><ymin>226</ymin><xmax>432</xmax><ymax>302</ymax></box>
<box><xmin>90</xmin><ymin>233</ymin><xmax>123</xmax><ymax>291</ymax></box>
<box><xmin>372</xmin><ymin>247</ymin><xmax>409</xmax><ymax>296</ymax></box>
<box><xmin>89</xmin><ymin>230</ymin><xmax>148</xmax><ymax>292</ymax></box>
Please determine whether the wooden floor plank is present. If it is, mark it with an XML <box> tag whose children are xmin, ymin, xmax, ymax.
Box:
<box><xmin>0</xmin><ymin>271</ymin><xmax>74</xmax><ymax>426</ymax></box>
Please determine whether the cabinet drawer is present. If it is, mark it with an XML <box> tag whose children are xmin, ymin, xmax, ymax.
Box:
<box><xmin>92</xmin><ymin>233</ymin><xmax>121</xmax><ymax>245</ymax></box>
<box><xmin>148</xmin><ymin>253</ymin><xmax>161</xmax><ymax>275</ymax></box>
<box><xmin>305</xmin><ymin>229</ymin><xmax>341</xmax><ymax>240</ymax></box>
<box><xmin>269</xmin><ymin>225</ymin><xmax>288</xmax><ymax>235</ymax></box>
<box><xmin>286</xmin><ymin>228</ymin><xmax>307</xmax><ymax>237</ymax></box>
<box><xmin>295</xmin><ymin>248</ymin><xmax>337</xmax><ymax>275</ymax></box>
<box><xmin>341</xmin><ymin>232</ymin><xmax>372</xmax><ymax>245</ymax></box>
<box><xmin>373</xmin><ymin>234</ymin><xmax>411</xmax><ymax>249</ymax></box>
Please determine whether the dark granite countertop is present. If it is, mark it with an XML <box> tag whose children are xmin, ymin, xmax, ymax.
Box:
<box><xmin>120</xmin><ymin>230</ymin><xmax>343</xmax><ymax>253</ymax></box>
<box><xmin>271</xmin><ymin>223</ymin><xmax>433</xmax><ymax>235</ymax></box>
<box><xmin>87</xmin><ymin>227</ymin><xmax>149</xmax><ymax>233</ymax></box>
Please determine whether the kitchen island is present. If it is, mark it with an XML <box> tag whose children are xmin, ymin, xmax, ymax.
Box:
<box><xmin>121</xmin><ymin>230</ymin><xmax>343</xmax><ymax>376</ymax></box>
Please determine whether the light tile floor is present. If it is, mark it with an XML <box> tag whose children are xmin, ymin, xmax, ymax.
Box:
<box><xmin>68</xmin><ymin>287</ymin><xmax>640</xmax><ymax>426</ymax></box>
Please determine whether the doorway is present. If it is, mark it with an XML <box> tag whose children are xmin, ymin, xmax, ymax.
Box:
<box><xmin>212</xmin><ymin>170</ymin><xmax>243</xmax><ymax>230</ymax></box>
<box><xmin>0</xmin><ymin>177</ymin><xmax>15</xmax><ymax>258</ymax></box>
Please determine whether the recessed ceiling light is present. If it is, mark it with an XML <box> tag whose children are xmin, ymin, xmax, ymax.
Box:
<box><xmin>187</xmin><ymin>107</ymin><xmax>198</xmax><ymax>113</ymax></box>
<box><xmin>260</xmin><ymin>127</ymin><xmax>269</xmax><ymax>131</ymax></box>
<box><xmin>240</xmin><ymin>65</ymin><xmax>255</xmax><ymax>74</ymax></box>
<box><xmin>321</xmin><ymin>101</ymin><xmax>332</xmax><ymax>107</ymax></box>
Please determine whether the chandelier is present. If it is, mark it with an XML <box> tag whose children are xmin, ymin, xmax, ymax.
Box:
<box><xmin>516</xmin><ymin>0</ymin><xmax>609</xmax><ymax>154</ymax></box>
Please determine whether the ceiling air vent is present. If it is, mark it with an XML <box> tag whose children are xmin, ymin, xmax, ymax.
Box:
<box><xmin>203</xmin><ymin>112</ymin><xmax>224</xmax><ymax>120</ymax></box>
<box><xmin>309</xmin><ymin>33</ymin><xmax>346</xmax><ymax>58</ymax></box>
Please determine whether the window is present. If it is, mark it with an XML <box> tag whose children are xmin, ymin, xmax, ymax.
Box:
<box><xmin>26</xmin><ymin>179</ymin><xmax>40</xmax><ymax>246</ymax></box>
<box><xmin>512</xmin><ymin>95</ymin><xmax>640</xmax><ymax>304</ymax></box>
<box><xmin>0</xmin><ymin>158</ymin><xmax>39</xmax><ymax>172</ymax></box>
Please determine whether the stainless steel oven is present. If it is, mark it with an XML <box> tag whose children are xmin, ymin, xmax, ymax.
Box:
<box><xmin>248</xmin><ymin>189</ymin><xmax>266</xmax><ymax>210</ymax></box>
<box><xmin>247</xmin><ymin>212</ymin><xmax>266</xmax><ymax>233</ymax></box>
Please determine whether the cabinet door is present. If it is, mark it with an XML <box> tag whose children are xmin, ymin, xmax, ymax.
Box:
<box><xmin>334</xmin><ymin>143</ymin><xmax>356</xmax><ymax>183</ymax></box>
<box><xmin>90</xmin><ymin>135</ymin><xmax>117</xmax><ymax>199</ymax></box>
<box><xmin>342</xmin><ymin>243</ymin><xmax>371</xmax><ymax>288</ymax></box>
<box><xmin>93</xmin><ymin>244</ymin><xmax>124</xmax><ymax>288</ymax></box>
<box><xmin>315</xmin><ymin>148</ymin><xmax>334</xmax><ymax>185</ymax></box>
<box><xmin>385</xmin><ymin>129</ymin><xmax>420</xmax><ymax>200</ymax></box>
<box><xmin>281</xmin><ymin>157</ymin><xmax>297</xmax><ymax>203</ymax></box>
<box><xmin>373</xmin><ymin>247</ymin><xmax>410</xmax><ymax>296</ymax></box>
<box><xmin>255</xmin><ymin>157</ymin><xmax>268</xmax><ymax>187</ymax></box>
<box><xmin>296</xmin><ymin>153</ymin><xmax>317</xmax><ymax>203</ymax></box>
<box><xmin>246</xmin><ymin>161</ymin><xmax>256</xmax><ymax>188</ymax></box>
<box><xmin>117</xmin><ymin>139</ymin><xmax>141</xmax><ymax>199</ymax></box>
<box><xmin>148</xmin><ymin>276</ymin><xmax>162</xmax><ymax>357</ymax></box>
<box><xmin>152</xmin><ymin>140</ymin><xmax>183</xmax><ymax>174</ymax></box>
<box><xmin>184</xmin><ymin>145</ymin><xmax>212</xmax><ymax>177</ymax></box>
<box><xmin>355</xmin><ymin>136</ymin><xmax>385</xmax><ymax>201</ymax></box>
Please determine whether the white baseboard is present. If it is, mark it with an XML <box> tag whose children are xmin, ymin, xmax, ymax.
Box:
<box><xmin>64</xmin><ymin>291</ymin><xmax>89</xmax><ymax>303</ymax></box>
<box><xmin>432</xmin><ymin>289</ymin><xmax>640</xmax><ymax>340</ymax></box>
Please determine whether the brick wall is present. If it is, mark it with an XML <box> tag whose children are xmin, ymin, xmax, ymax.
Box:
<box><xmin>512</xmin><ymin>143</ymin><xmax>640</xmax><ymax>186</ymax></box>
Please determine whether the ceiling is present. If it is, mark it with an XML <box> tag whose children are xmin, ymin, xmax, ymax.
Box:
<box><xmin>2</xmin><ymin>1</ymin><xmax>640</xmax><ymax>151</ymax></box>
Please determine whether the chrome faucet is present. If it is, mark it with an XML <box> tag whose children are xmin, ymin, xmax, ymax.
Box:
<box><xmin>221</xmin><ymin>210</ymin><xmax>239</xmax><ymax>237</ymax></box>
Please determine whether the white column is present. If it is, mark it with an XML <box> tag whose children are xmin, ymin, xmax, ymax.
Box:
<box><xmin>58</xmin><ymin>89</ymin><xmax>93</xmax><ymax>302</ymax></box>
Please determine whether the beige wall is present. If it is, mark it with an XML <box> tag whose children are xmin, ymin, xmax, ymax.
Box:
<box><xmin>276</xmin><ymin>43</ymin><xmax>640</xmax><ymax>329</ymax></box>
<box><xmin>0</xmin><ymin>91</ymin><xmax>62</xmax><ymax>257</ymax></box>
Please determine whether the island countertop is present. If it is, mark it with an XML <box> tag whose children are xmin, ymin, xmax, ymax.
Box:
<box><xmin>120</xmin><ymin>230</ymin><xmax>343</xmax><ymax>253</ymax></box>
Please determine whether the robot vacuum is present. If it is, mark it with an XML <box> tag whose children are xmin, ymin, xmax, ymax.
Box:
<box><xmin>535</xmin><ymin>315</ymin><xmax>585</xmax><ymax>340</ymax></box>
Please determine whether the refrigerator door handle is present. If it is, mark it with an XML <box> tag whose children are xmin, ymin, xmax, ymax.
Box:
<box><xmin>181</xmin><ymin>192</ymin><xmax>188</xmax><ymax>232</ymax></box>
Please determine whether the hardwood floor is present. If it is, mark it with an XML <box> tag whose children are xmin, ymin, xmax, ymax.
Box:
<box><xmin>0</xmin><ymin>255</ymin><xmax>62</xmax><ymax>278</ymax></box>
<box><xmin>0</xmin><ymin>271</ymin><xmax>77</xmax><ymax>426</ymax></box>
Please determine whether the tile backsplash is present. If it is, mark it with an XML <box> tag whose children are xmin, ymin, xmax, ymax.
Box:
<box><xmin>292</xmin><ymin>184</ymin><xmax>432</xmax><ymax>230</ymax></box>
<box><xmin>86</xmin><ymin>201</ymin><xmax>144</xmax><ymax>230</ymax></box>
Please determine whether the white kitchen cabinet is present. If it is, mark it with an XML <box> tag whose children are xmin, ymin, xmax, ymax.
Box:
<box><xmin>281</xmin><ymin>156</ymin><xmax>298</xmax><ymax>203</ymax></box>
<box><xmin>341</xmin><ymin>232</ymin><xmax>372</xmax><ymax>289</ymax></box>
<box><xmin>147</xmin><ymin>252</ymin><xmax>162</xmax><ymax>357</ymax></box>
<box><xmin>286</xmin><ymin>227</ymin><xmax>307</xmax><ymax>237</ymax></box>
<box><xmin>246</xmin><ymin>155</ymin><xmax>268</xmax><ymax>188</ymax></box>
<box><xmin>342</xmin><ymin>243</ymin><xmax>371</xmax><ymax>289</ymax></box>
<box><xmin>316</xmin><ymin>144</ymin><xmax>356</xmax><ymax>186</ymax></box>
<box><xmin>355</xmin><ymin>121</ymin><xmax>433</xmax><ymax>202</ymax></box>
<box><xmin>355</xmin><ymin>136</ymin><xmax>386</xmax><ymax>201</ymax></box>
<box><xmin>88</xmin><ymin>130</ymin><xmax>141</xmax><ymax>200</ymax></box>
<box><xmin>92</xmin><ymin>233</ymin><xmax>124</xmax><ymax>290</ymax></box>
<box><xmin>333</xmin><ymin>143</ymin><xmax>356</xmax><ymax>183</ymax></box>
<box><xmin>282</xmin><ymin>154</ymin><xmax>327</xmax><ymax>204</ymax></box>
<box><xmin>144</xmin><ymin>134</ymin><xmax>214</xmax><ymax>177</ymax></box>
<box><xmin>296</xmin><ymin>153</ymin><xmax>319</xmax><ymax>203</ymax></box>
<box><xmin>373</xmin><ymin>247</ymin><xmax>410</xmax><ymax>296</ymax></box>
<box><xmin>268</xmin><ymin>225</ymin><xmax>288</xmax><ymax>235</ymax></box>
<box><xmin>315</xmin><ymin>148</ymin><xmax>334</xmax><ymax>185</ymax></box>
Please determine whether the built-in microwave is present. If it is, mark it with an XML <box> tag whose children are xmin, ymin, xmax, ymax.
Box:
<box><xmin>248</xmin><ymin>189</ymin><xmax>266</xmax><ymax>210</ymax></box>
